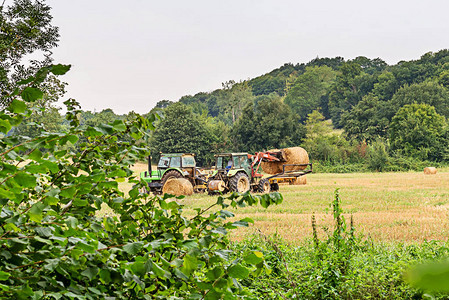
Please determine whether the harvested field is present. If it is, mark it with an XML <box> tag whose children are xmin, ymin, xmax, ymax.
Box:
<box><xmin>121</xmin><ymin>165</ymin><xmax>449</xmax><ymax>244</ymax></box>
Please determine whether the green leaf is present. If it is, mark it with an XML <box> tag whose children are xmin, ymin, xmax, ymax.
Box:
<box><xmin>123</xmin><ymin>242</ymin><xmax>144</xmax><ymax>255</ymax></box>
<box><xmin>81</xmin><ymin>267</ymin><xmax>99</xmax><ymax>280</ymax></box>
<box><xmin>50</xmin><ymin>64</ymin><xmax>71</xmax><ymax>75</ymax></box>
<box><xmin>227</xmin><ymin>264</ymin><xmax>250</xmax><ymax>279</ymax></box>
<box><xmin>0</xmin><ymin>118</ymin><xmax>12</xmax><ymax>133</ymax></box>
<box><xmin>99</xmin><ymin>269</ymin><xmax>111</xmax><ymax>284</ymax></box>
<box><xmin>60</xmin><ymin>186</ymin><xmax>76</xmax><ymax>198</ymax></box>
<box><xmin>22</xmin><ymin>87</ymin><xmax>43</xmax><ymax>102</ymax></box>
<box><xmin>206</xmin><ymin>267</ymin><xmax>224</xmax><ymax>281</ymax></box>
<box><xmin>181</xmin><ymin>254</ymin><xmax>198</xmax><ymax>275</ymax></box>
<box><xmin>112</xmin><ymin>120</ymin><xmax>126</xmax><ymax>132</ymax></box>
<box><xmin>27</xmin><ymin>149</ymin><xmax>43</xmax><ymax>161</ymax></box>
<box><xmin>150</xmin><ymin>261</ymin><xmax>171</xmax><ymax>279</ymax></box>
<box><xmin>407</xmin><ymin>260</ymin><xmax>449</xmax><ymax>292</ymax></box>
<box><xmin>28</xmin><ymin>202</ymin><xmax>46</xmax><ymax>222</ymax></box>
<box><xmin>244</xmin><ymin>251</ymin><xmax>264</xmax><ymax>265</ymax></box>
<box><xmin>0</xmin><ymin>271</ymin><xmax>10</xmax><ymax>281</ymax></box>
<box><xmin>9</xmin><ymin>99</ymin><xmax>27</xmax><ymax>114</ymax></box>
<box><xmin>14</xmin><ymin>172</ymin><xmax>36</xmax><ymax>188</ymax></box>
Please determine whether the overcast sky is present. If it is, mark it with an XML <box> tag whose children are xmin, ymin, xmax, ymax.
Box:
<box><xmin>45</xmin><ymin>0</ymin><xmax>449</xmax><ymax>114</ymax></box>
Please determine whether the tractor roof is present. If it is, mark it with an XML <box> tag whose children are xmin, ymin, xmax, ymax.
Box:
<box><xmin>214</xmin><ymin>153</ymin><xmax>248</xmax><ymax>157</ymax></box>
<box><xmin>161</xmin><ymin>153</ymin><xmax>195</xmax><ymax>157</ymax></box>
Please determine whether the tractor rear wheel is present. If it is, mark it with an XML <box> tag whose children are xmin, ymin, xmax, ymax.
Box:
<box><xmin>258</xmin><ymin>179</ymin><xmax>271</xmax><ymax>193</ymax></box>
<box><xmin>229</xmin><ymin>172</ymin><xmax>250</xmax><ymax>193</ymax></box>
<box><xmin>161</xmin><ymin>170</ymin><xmax>183</xmax><ymax>186</ymax></box>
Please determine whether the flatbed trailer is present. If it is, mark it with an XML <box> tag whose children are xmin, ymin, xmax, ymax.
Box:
<box><xmin>266</xmin><ymin>163</ymin><xmax>312</xmax><ymax>190</ymax></box>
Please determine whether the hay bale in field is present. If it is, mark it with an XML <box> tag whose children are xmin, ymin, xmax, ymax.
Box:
<box><xmin>292</xmin><ymin>176</ymin><xmax>307</xmax><ymax>185</ymax></box>
<box><xmin>261</xmin><ymin>147</ymin><xmax>309</xmax><ymax>175</ymax></box>
<box><xmin>162</xmin><ymin>178</ymin><xmax>193</xmax><ymax>196</ymax></box>
<box><xmin>424</xmin><ymin>167</ymin><xmax>437</xmax><ymax>175</ymax></box>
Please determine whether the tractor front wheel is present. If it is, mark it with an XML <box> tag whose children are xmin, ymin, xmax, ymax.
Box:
<box><xmin>229</xmin><ymin>172</ymin><xmax>250</xmax><ymax>193</ymax></box>
<box><xmin>258</xmin><ymin>179</ymin><xmax>271</xmax><ymax>193</ymax></box>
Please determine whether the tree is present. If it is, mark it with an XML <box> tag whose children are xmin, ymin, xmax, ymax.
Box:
<box><xmin>217</xmin><ymin>81</ymin><xmax>254</xmax><ymax>124</ymax></box>
<box><xmin>231</xmin><ymin>95</ymin><xmax>305</xmax><ymax>153</ymax></box>
<box><xmin>0</xmin><ymin>0</ymin><xmax>59</xmax><ymax>105</ymax></box>
<box><xmin>328</xmin><ymin>62</ymin><xmax>376</xmax><ymax>127</ymax></box>
<box><xmin>342</xmin><ymin>94</ymin><xmax>390</xmax><ymax>141</ymax></box>
<box><xmin>150</xmin><ymin>102</ymin><xmax>216</xmax><ymax>165</ymax></box>
<box><xmin>284</xmin><ymin>66</ymin><xmax>336</xmax><ymax>122</ymax></box>
<box><xmin>303</xmin><ymin>110</ymin><xmax>343</xmax><ymax>162</ymax></box>
<box><xmin>389</xmin><ymin>81</ymin><xmax>449</xmax><ymax>120</ymax></box>
<box><xmin>389</xmin><ymin>103</ymin><xmax>446</xmax><ymax>159</ymax></box>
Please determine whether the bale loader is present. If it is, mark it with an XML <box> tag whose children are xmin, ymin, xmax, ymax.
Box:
<box><xmin>207</xmin><ymin>150</ymin><xmax>312</xmax><ymax>194</ymax></box>
<box><xmin>140</xmin><ymin>153</ymin><xmax>207</xmax><ymax>194</ymax></box>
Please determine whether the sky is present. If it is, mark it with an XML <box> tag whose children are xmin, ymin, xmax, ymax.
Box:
<box><xmin>43</xmin><ymin>0</ymin><xmax>449</xmax><ymax>114</ymax></box>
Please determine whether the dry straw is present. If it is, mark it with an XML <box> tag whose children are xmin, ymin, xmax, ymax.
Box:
<box><xmin>162</xmin><ymin>178</ymin><xmax>194</xmax><ymax>196</ymax></box>
<box><xmin>261</xmin><ymin>147</ymin><xmax>309</xmax><ymax>175</ymax></box>
<box><xmin>423</xmin><ymin>167</ymin><xmax>437</xmax><ymax>175</ymax></box>
<box><xmin>292</xmin><ymin>175</ymin><xmax>307</xmax><ymax>185</ymax></box>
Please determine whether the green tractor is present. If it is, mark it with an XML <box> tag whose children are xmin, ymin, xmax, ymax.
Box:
<box><xmin>207</xmin><ymin>153</ymin><xmax>274</xmax><ymax>194</ymax></box>
<box><xmin>140</xmin><ymin>153</ymin><xmax>207</xmax><ymax>194</ymax></box>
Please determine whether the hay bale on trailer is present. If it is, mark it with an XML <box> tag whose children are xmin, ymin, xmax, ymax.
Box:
<box><xmin>162</xmin><ymin>178</ymin><xmax>194</xmax><ymax>196</ymax></box>
<box><xmin>261</xmin><ymin>147</ymin><xmax>309</xmax><ymax>175</ymax></box>
<box><xmin>424</xmin><ymin>167</ymin><xmax>437</xmax><ymax>175</ymax></box>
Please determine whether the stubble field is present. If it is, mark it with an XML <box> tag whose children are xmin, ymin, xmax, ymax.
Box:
<box><xmin>127</xmin><ymin>163</ymin><xmax>449</xmax><ymax>244</ymax></box>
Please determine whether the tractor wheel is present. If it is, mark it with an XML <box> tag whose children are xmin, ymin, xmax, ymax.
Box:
<box><xmin>270</xmin><ymin>183</ymin><xmax>279</xmax><ymax>192</ymax></box>
<box><xmin>229</xmin><ymin>172</ymin><xmax>250</xmax><ymax>193</ymax></box>
<box><xmin>161</xmin><ymin>170</ymin><xmax>183</xmax><ymax>186</ymax></box>
<box><xmin>258</xmin><ymin>179</ymin><xmax>271</xmax><ymax>193</ymax></box>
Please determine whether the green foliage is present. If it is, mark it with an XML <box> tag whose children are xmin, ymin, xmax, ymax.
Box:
<box><xmin>236</xmin><ymin>191</ymin><xmax>449</xmax><ymax>299</ymax></box>
<box><xmin>284</xmin><ymin>66</ymin><xmax>336</xmax><ymax>122</ymax></box>
<box><xmin>389</xmin><ymin>103</ymin><xmax>447</xmax><ymax>160</ymax></box>
<box><xmin>0</xmin><ymin>65</ymin><xmax>284</xmax><ymax>299</ymax></box>
<box><xmin>390</xmin><ymin>81</ymin><xmax>449</xmax><ymax>119</ymax></box>
<box><xmin>150</xmin><ymin>102</ymin><xmax>217</xmax><ymax>165</ymax></box>
<box><xmin>342</xmin><ymin>94</ymin><xmax>390</xmax><ymax>141</ymax></box>
<box><xmin>218</xmin><ymin>81</ymin><xmax>254</xmax><ymax>125</ymax></box>
<box><xmin>0</xmin><ymin>0</ymin><xmax>60</xmax><ymax>105</ymax></box>
<box><xmin>366</xmin><ymin>139</ymin><xmax>390</xmax><ymax>171</ymax></box>
<box><xmin>231</xmin><ymin>94</ymin><xmax>305</xmax><ymax>153</ymax></box>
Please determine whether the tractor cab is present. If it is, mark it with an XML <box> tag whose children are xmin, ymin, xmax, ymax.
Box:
<box><xmin>140</xmin><ymin>153</ymin><xmax>207</xmax><ymax>194</ymax></box>
<box><xmin>157</xmin><ymin>153</ymin><xmax>196</xmax><ymax>170</ymax></box>
<box><xmin>214</xmin><ymin>153</ymin><xmax>251</xmax><ymax>177</ymax></box>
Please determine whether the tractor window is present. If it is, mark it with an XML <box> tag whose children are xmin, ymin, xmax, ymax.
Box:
<box><xmin>240</xmin><ymin>156</ymin><xmax>249</xmax><ymax>168</ymax></box>
<box><xmin>233</xmin><ymin>156</ymin><xmax>240</xmax><ymax>168</ymax></box>
<box><xmin>216</xmin><ymin>157</ymin><xmax>223</xmax><ymax>169</ymax></box>
<box><xmin>170</xmin><ymin>156</ymin><xmax>181</xmax><ymax>168</ymax></box>
<box><xmin>182</xmin><ymin>156</ymin><xmax>195</xmax><ymax>167</ymax></box>
<box><xmin>158</xmin><ymin>157</ymin><xmax>170</xmax><ymax>168</ymax></box>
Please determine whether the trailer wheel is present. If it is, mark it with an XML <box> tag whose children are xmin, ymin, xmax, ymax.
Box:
<box><xmin>229</xmin><ymin>172</ymin><xmax>250</xmax><ymax>193</ymax></box>
<box><xmin>258</xmin><ymin>179</ymin><xmax>271</xmax><ymax>193</ymax></box>
<box><xmin>270</xmin><ymin>183</ymin><xmax>279</xmax><ymax>192</ymax></box>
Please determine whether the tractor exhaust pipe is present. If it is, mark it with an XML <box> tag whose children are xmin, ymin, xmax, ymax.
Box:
<box><xmin>148</xmin><ymin>155</ymin><xmax>152</xmax><ymax>176</ymax></box>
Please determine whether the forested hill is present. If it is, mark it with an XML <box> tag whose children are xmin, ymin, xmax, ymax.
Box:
<box><xmin>14</xmin><ymin>49</ymin><xmax>449</xmax><ymax>169</ymax></box>
<box><xmin>147</xmin><ymin>49</ymin><xmax>449</xmax><ymax>167</ymax></box>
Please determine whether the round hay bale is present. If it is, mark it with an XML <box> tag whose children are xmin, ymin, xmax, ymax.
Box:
<box><xmin>292</xmin><ymin>176</ymin><xmax>307</xmax><ymax>185</ymax></box>
<box><xmin>261</xmin><ymin>147</ymin><xmax>309</xmax><ymax>174</ymax></box>
<box><xmin>423</xmin><ymin>167</ymin><xmax>437</xmax><ymax>175</ymax></box>
<box><xmin>162</xmin><ymin>178</ymin><xmax>193</xmax><ymax>196</ymax></box>
<box><xmin>261</xmin><ymin>149</ymin><xmax>281</xmax><ymax>174</ymax></box>
<box><xmin>283</xmin><ymin>147</ymin><xmax>309</xmax><ymax>172</ymax></box>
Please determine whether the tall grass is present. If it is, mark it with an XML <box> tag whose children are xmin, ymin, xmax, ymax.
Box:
<box><xmin>233</xmin><ymin>190</ymin><xmax>449</xmax><ymax>299</ymax></box>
